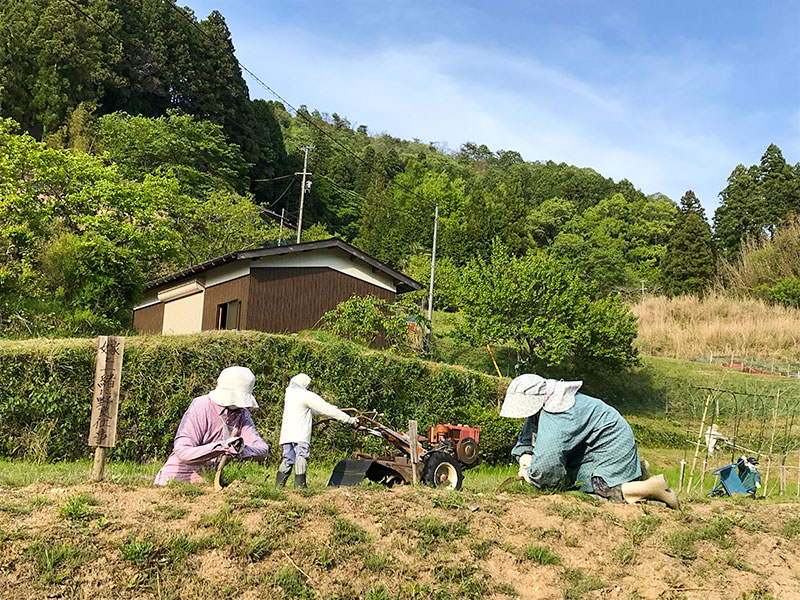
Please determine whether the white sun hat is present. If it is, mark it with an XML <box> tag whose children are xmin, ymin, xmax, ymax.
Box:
<box><xmin>289</xmin><ymin>373</ymin><xmax>311</xmax><ymax>389</ymax></box>
<box><xmin>500</xmin><ymin>374</ymin><xmax>583</xmax><ymax>417</ymax></box>
<box><xmin>209</xmin><ymin>366</ymin><xmax>259</xmax><ymax>409</ymax></box>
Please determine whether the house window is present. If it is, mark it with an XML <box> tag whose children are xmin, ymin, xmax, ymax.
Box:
<box><xmin>216</xmin><ymin>300</ymin><xmax>240</xmax><ymax>330</ymax></box>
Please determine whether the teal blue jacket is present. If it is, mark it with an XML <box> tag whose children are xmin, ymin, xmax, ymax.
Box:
<box><xmin>511</xmin><ymin>393</ymin><xmax>641</xmax><ymax>492</ymax></box>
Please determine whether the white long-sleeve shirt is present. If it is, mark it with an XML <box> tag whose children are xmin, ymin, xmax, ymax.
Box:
<box><xmin>279</xmin><ymin>383</ymin><xmax>351</xmax><ymax>444</ymax></box>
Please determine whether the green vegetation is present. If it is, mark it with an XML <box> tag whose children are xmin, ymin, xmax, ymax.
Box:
<box><xmin>27</xmin><ymin>541</ymin><xmax>87</xmax><ymax>585</ymax></box>
<box><xmin>456</xmin><ymin>240</ymin><xmax>638</xmax><ymax>371</ymax></box>
<box><xmin>661</xmin><ymin>191</ymin><xmax>716</xmax><ymax>296</ymax></box>
<box><xmin>321</xmin><ymin>295</ymin><xmax>426</xmax><ymax>352</ymax></box>
<box><xmin>58</xmin><ymin>492</ymin><xmax>100</xmax><ymax>522</ymax></box>
<box><xmin>522</xmin><ymin>544</ymin><xmax>561</xmax><ymax>565</ymax></box>
<box><xmin>562</xmin><ymin>567</ymin><xmax>604</xmax><ymax>600</ymax></box>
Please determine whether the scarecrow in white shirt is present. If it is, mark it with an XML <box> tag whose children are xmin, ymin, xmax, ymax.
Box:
<box><xmin>275</xmin><ymin>373</ymin><xmax>358</xmax><ymax>488</ymax></box>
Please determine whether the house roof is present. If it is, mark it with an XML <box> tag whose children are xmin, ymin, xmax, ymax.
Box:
<box><xmin>144</xmin><ymin>237</ymin><xmax>423</xmax><ymax>294</ymax></box>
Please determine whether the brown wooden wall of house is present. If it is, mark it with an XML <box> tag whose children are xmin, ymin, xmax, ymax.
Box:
<box><xmin>202</xmin><ymin>276</ymin><xmax>251</xmax><ymax>330</ymax></box>
<box><xmin>133</xmin><ymin>303</ymin><xmax>164</xmax><ymax>334</ymax></box>
<box><xmin>247</xmin><ymin>267</ymin><xmax>395</xmax><ymax>333</ymax></box>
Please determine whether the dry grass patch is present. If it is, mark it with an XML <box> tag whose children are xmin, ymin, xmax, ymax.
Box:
<box><xmin>633</xmin><ymin>294</ymin><xmax>800</xmax><ymax>362</ymax></box>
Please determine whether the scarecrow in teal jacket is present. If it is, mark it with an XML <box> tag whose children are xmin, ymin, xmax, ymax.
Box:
<box><xmin>503</xmin><ymin>374</ymin><xmax>678</xmax><ymax>508</ymax></box>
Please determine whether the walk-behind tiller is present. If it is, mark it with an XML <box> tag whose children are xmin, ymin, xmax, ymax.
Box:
<box><xmin>327</xmin><ymin>409</ymin><xmax>481</xmax><ymax>490</ymax></box>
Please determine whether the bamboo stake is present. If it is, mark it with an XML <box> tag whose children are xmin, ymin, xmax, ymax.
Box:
<box><xmin>687</xmin><ymin>393</ymin><xmax>713</xmax><ymax>495</ymax></box>
<box><xmin>762</xmin><ymin>390</ymin><xmax>780</xmax><ymax>497</ymax></box>
<box><xmin>780</xmin><ymin>465</ymin><xmax>786</xmax><ymax>495</ymax></box>
<box><xmin>678</xmin><ymin>459</ymin><xmax>687</xmax><ymax>492</ymax></box>
<box><xmin>700</xmin><ymin>457</ymin><xmax>707</xmax><ymax>494</ymax></box>
<box><xmin>796</xmin><ymin>451</ymin><xmax>800</xmax><ymax>498</ymax></box>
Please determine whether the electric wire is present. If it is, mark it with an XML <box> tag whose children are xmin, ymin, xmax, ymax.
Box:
<box><xmin>158</xmin><ymin>0</ymin><xmax>437</xmax><ymax>213</ymax></box>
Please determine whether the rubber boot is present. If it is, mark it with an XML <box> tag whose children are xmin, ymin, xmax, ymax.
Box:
<box><xmin>275</xmin><ymin>469</ymin><xmax>291</xmax><ymax>487</ymax></box>
<box><xmin>640</xmin><ymin>459</ymin><xmax>651</xmax><ymax>479</ymax></box>
<box><xmin>621</xmin><ymin>474</ymin><xmax>680</xmax><ymax>509</ymax></box>
<box><xmin>294</xmin><ymin>473</ymin><xmax>307</xmax><ymax>489</ymax></box>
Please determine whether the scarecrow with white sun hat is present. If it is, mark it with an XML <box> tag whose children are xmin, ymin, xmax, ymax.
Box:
<box><xmin>503</xmin><ymin>374</ymin><xmax>679</xmax><ymax>508</ymax></box>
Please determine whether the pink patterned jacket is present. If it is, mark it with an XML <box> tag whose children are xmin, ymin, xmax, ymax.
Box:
<box><xmin>154</xmin><ymin>395</ymin><xmax>269</xmax><ymax>486</ymax></box>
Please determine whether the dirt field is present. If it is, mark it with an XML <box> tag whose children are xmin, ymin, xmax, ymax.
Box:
<box><xmin>1</xmin><ymin>477</ymin><xmax>799</xmax><ymax>600</ymax></box>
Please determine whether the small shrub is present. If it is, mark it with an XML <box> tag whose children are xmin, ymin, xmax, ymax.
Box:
<box><xmin>666</xmin><ymin>528</ymin><xmax>696</xmax><ymax>563</ymax></box>
<box><xmin>495</xmin><ymin>582</ymin><xmax>518</xmax><ymax>597</ymax></box>
<box><xmin>612</xmin><ymin>540</ymin><xmax>635</xmax><ymax>566</ymax></box>
<box><xmin>522</xmin><ymin>544</ymin><xmax>561</xmax><ymax>565</ymax></box>
<box><xmin>244</xmin><ymin>533</ymin><xmax>276</xmax><ymax>562</ymax></box>
<box><xmin>119</xmin><ymin>533</ymin><xmax>156</xmax><ymax>565</ymax></box>
<box><xmin>781</xmin><ymin>517</ymin><xmax>800</xmax><ymax>539</ymax></box>
<box><xmin>562</xmin><ymin>568</ymin><xmax>604</xmax><ymax>600</ymax></box>
<box><xmin>0</xmin><ymin>502</ymin><xmax>32</xmax><ymax>515</ymax></box>
<box><xmin>364</xmin><ymin>550</ymin><xmax>391</xmax><ymax>573</ymax></box>
<box><xmin>330</xmin><ymin>516</ymin><xmax>370</xmax><ymax>546</ymax></box>
<box><xmin>624</xmin><ymin>514</ymin><xmax>660</xmax><ymax>545</ymax></box>
<box><xmin>697</xmin><ymin>515</ymin><xmax>735</xmax><ymax>548</ymax></box>
<box><xmin>739</xmin><ymin>584</ymin><xmax>775</xmax><ymax>600</ymax></box>
<box><xmin>167</xmin><ymin>479</ymin><xmax>205</xmax><ymax>497</ymax></box>
<box><xmin>27</xmin><ymin>541</ymin><xmax>87</xmax><ymax>585</ymax></box>
<box><xmin>200</xmin><ymin>504</ymin><xmax>243</xmax><ymax>540</ymax></box>
<box><xmin>469</xmin><ymin>540</ymin><xmax>495</xmax><ymax>559</ymax></box>
<box><xmin>273</xmin><ymin>565</ymin><xmax>314</xmax><ymax>599</ymax></box>
<box><xmin>546</xmin><ymin>502</ymin><xmax>595</xmax><ymax>522</ymax></box>
<box><xmin>412</xmin><ymin>515</ymin><xmax>469</xmax><ymax>556</ymax></box>
<box><xmin>725</xmin><ymin>550</ymin><xmax>756</xmax><ymax>573</ymax></box>
<box><xmin>153</xmin><ymin>503</ymin><xmax>188</xmax><ymax>520</ymax></box>
<box><xmin>432</xmin><ymin>493</ymin><xmax>465</xmax><ymax>510</ymax></box>
<box><xmin>59</xmin><ymin>492</ymin><xmax>100</xmax><ymax>521</ymax></box>
<box><xmin>249</xmin><ymin>483</ymin><xmax>286</xmax><ymax>501</ymax></box>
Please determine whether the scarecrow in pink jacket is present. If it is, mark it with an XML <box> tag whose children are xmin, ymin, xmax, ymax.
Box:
<box><xmin>154</xmin><ymin>366</ymin><xmax>269</xmax><ymax>486</ymax></box>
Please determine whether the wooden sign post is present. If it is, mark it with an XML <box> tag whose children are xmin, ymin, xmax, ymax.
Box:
<box><xmin>408</xmin><ymin>420</ymin><xmax>420</xmax><ymax>485</ymax></box>
<box><xmin>88</xmin><ymin>336</ymin><xmax>124</xmax><ymax>481</ymax></box>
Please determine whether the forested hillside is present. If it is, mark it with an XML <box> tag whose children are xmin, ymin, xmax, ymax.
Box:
<box><xmin>2</xmin><ymin>0</ymin><xmax>800</xmax><ymax>342</ymax></box>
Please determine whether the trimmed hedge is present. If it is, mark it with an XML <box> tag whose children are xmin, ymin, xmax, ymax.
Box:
<box><xmin>0</xmin><ymin>331</ymin><xmax>517</xmax><ymax>464</ymax></box>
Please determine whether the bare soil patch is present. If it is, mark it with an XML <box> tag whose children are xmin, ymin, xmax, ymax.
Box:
<box><xmin>1</xmin><ymin>481</ymin><xmax>798</xmax><ymax>599</ymax></box>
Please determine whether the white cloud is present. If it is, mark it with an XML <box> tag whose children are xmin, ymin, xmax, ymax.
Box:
<box><xmin>233</xmin><ymin>26</ymin><xmax>760</xmax><ymax>214</ymax></box>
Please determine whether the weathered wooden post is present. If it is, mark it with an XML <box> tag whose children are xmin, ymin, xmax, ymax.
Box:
<box><xmin>678</xmin><ymin>459</ymin><xmax>687</xmax><ymax>492</ymax></box>
<box><xmin>408</xmin><ymin>420</ymin><xmax>420</xmax><ymax>485</ymax></box>
<box><xmin>88</xmin><ymin>336</ymin><xmax>124</xmax><ymax>481</ymax></box>
<box><xmin>779</xmin><ymin>465</ymin><xmax>786</xmax><ymax>495</ymax></box>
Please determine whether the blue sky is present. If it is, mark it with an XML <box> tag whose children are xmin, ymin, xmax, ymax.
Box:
<box><xmin>185</xmin><ymin>1</ymin><xmax>800</xmax><ymax>215</ymax></box>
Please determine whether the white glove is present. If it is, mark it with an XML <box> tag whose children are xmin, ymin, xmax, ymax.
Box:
<box><xmin>344</xmin><ymin>415</ymin><xmax>359</xmax><ymax>426</ymax></box>
<box><xmin>518</xmin><ymin>453</ymin><xmax>532</xmax><ymax>482</ymax></box>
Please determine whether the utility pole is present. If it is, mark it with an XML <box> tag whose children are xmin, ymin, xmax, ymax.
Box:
<box><xmin>278</xmin><ymin>208</ymin><xmax>285</xmax><ymax>244</ymax></box>
<box><xmin>425</xmin><ymin>202</ymin><xmax>439</xmax><ymax>354</ymax></box>
<box><xmin>296</xmin><ymin>146</ymin><xmax>312</xmax><ymax>243</ymax></box>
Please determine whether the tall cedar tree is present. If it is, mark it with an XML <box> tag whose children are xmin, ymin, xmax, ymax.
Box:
<box><xmin>661</xmin><ymin>190</ymin><xmax>715</xmax><ymax>296</ymax></box>
<box><xmin>714</xmin><ymin>144</ymin><xmax>800</xmax><ymax>257</ymax></box>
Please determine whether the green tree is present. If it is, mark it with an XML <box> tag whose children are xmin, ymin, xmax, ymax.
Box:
<box><xmin>96</xmin><ymin>111</ymin><xmax>249</xmax><ymax>193</ymax></box>
<box><xmin>0</xmin><ymin>119</ymin><xmax>278</xmax><ymax>333</ymax></box>
<box><xmin>714</xmin><ymin>144</ymin><xmax>800</xmax><ymax>257</ymax></box>
<box><xmin>455</xmin><ymin>241</ymin><xmax>638</xmax><ymax>372</ymax></box>
<box><xmin>660</xmin><ymin>190</ymin><xmax>716</xmax><ymax>296</ymax></box>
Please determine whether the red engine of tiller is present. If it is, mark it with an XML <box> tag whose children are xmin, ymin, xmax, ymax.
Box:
<box><xmin>427</xmin><ymin>424</ymin><xmax>481</xmax><ymax>468</ymax></box>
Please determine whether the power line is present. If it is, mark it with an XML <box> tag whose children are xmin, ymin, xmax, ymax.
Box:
<box><xmin>158</xmin><ymin>0</ymin><xmax>435</xmax><ymax>211</ymax></box>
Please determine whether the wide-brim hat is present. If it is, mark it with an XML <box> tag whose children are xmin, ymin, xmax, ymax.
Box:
<box><xmin>500</xmin><ymin>374</ymin><xmax>582</xmax><ymax>417</ymax></box>
<box><xmin>209</xmin><ymin>366</ymin><xmax>259</xmax><ymax>409</ymax></box>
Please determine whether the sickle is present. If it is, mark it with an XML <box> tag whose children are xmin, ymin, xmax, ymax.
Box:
<box><xmin>214</xmin><ymin>426</ymin><xmax>239</xmax><ymax>491</ymax></box>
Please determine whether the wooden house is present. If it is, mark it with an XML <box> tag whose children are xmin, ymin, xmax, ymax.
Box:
<box><xmin>132</xmin><ymin>238</ymin><xmax>422</xmax><ymax>335</ymax></box>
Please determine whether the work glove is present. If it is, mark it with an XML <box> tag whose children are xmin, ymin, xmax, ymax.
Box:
<box><xmin>518</xmin><ymin>453</ymin><xmax>532</xmax><ymax>482</ymax></box>
<box><xmin>223</xmin><ymin>436</ymin><xmax>244</xmax><ymax>454</ymax></box>
<box><xmin>344</xmin><ymin>415</ymin><xmax>359</xmax><ymax>426</ymax></box>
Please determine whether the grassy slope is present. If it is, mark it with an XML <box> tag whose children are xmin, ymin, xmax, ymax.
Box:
<box><xmin>1</xmin><ymin>462</ymin><xmax>799</xmax><ymax>600</ymax></box>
